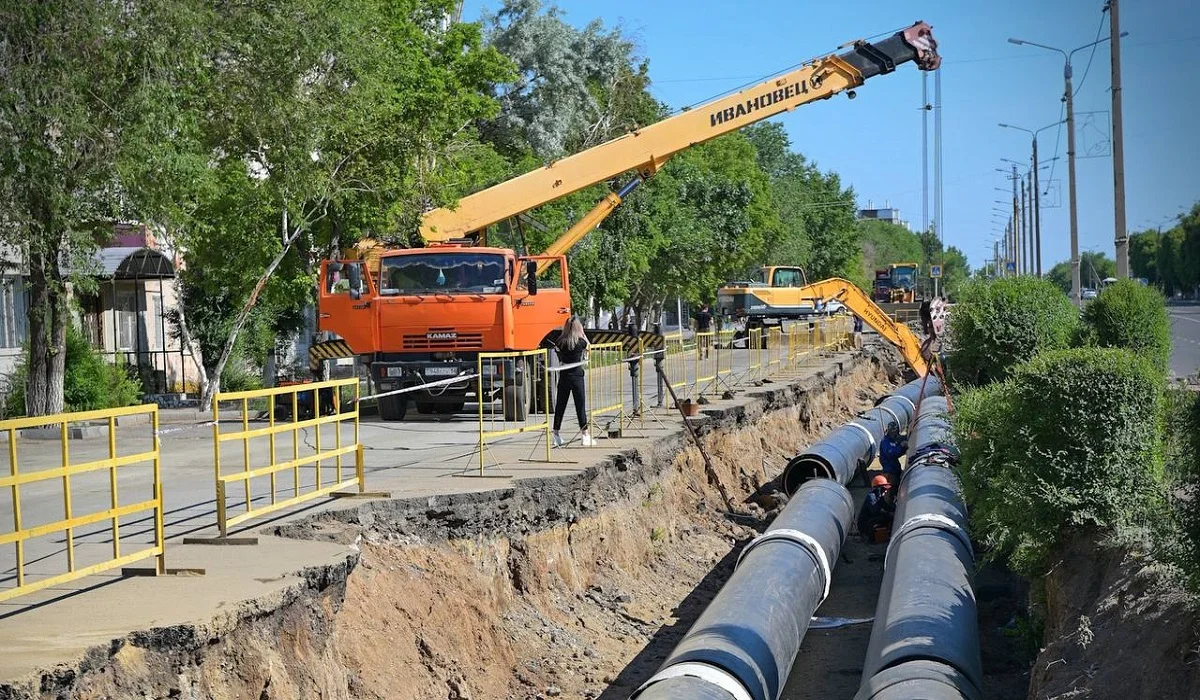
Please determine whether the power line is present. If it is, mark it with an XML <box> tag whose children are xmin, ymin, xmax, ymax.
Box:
<box><xmin>1074</xmin><ymin>11</ymin><xmax>1110</xmax><ymax>97</ymax></box>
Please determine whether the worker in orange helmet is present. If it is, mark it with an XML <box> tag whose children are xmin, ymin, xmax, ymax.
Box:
<box><xmin>856</xmin><ymin>474</ymin><xmax>897</xmax><ymax>543</ymax></box>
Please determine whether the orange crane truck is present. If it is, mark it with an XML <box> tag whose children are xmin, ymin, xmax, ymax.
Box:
<box><xmin>317</xmin><ymin>23</ymin><xmax>941</xmax><ymax>421</ymax></box>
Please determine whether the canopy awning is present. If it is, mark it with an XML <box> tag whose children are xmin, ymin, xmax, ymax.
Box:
<box><xmin>95</xmin><ymin>247</ymin><xmax>176</xmax><ymax>280</ymax></box>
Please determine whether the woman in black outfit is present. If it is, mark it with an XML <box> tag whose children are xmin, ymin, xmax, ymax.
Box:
<box><xmin>553</xmin><ymin>316</ymin><xmax>592</xmax><ymax>447</ymax></box>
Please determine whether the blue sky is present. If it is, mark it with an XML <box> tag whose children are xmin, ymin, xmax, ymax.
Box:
<box><xmin>462</xmin><ymin>0</ymin><xmax>1200</xmax><ymax>269</ymax></box>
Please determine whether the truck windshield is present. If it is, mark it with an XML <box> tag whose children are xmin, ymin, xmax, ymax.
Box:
<box><xmin>380</xmin><ymin>252</ymin><xmax>507</xmax><ymax>295</ymax></box>
<box><xmin>892</xmin><ymin>267</ymin><xmax>916</xmax><ymax>290</ymax></box>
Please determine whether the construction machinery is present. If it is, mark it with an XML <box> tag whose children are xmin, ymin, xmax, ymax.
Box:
<box><xmin>885</xmin><ymin>262</ymin><xmax>920</xmax><ymax>303</ymax></box>
<box><xmin>317</xmin><ymin>23</ymin><xmax>941</xmax><ymax>420</ymax></box>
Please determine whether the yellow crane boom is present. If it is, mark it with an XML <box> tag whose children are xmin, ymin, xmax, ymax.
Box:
<box><xmin>801</xmin><ymin>278</ymin><xmax>930</xmax><ymax>376</ymax></box>
<box><xmin>420</xmin><ymin>22</ymin><xmax>940</xmax><ymax>246</ymax></box>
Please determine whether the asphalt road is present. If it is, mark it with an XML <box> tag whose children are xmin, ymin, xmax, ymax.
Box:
<box><xmin>1169</xmin><ymin>302</ymin><xmax>1200</xmax><ymax>380</ymax></box>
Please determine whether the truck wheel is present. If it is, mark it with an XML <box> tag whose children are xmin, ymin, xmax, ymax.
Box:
<box><xmin>503</xmin><ymin>374</ymin><xmax>528</xmax><ymax>422</ymax></box>
<box><xmin>378</xmin><ymin>394</ymin><xmax>408</xmax><ymax>421</ymax></box>
<box><xmin>416</xmin><ymin>402</ymin><xmax>436</xmax><ymax>415</ymax></box>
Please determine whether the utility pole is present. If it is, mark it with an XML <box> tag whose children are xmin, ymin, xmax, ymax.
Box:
<box><xmin>1021</xmin><ymin>176</ymin><xmax>1030</xmax><ymax>275</ymax></box>
<box><xmin>1011</xmin><ymin>164</ymin><xmax>1020</xmax><ymax>275</ymax></box>
<box><xmin>1065</xmin><ymin>60</ymin><xmax>1082</xmax><ymax>305</ymax></box>
<box><xmin>1009</xmin><ymin>35</ymin><xmax>1115</xmax><ymax>302</ymax></box>
<box><xmin>1032</xmin><ymin>138</ymin><xmax>1042</xmax><ymax>276</ymax></box>
<box><xmin>922</xmin><ymin>73</ymin><xmax>929</xmax><ymax>235</ymax></box>
<box><xmin>1108</xmin><ymin>0</ymin><xmax>1129</xmax><ymax>277</ymax></box>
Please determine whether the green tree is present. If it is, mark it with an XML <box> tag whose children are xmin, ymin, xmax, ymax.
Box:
<box><xmin>122</xmin><ymin>0</ymin><xmax>512</xmax><ymax>404</ymax></box>
<box><xmin>1157</xmin><ymin>227</ymin><xmax>1187</xmax><ymax>297</ymax></box>
<box><xmin>743</xmin><ymin>123</ymin><xmax>859</xmax><ymax>283</ymax></box>
<box><xmin>481</xmin><ymin>0</ymin><xmax>649</xmax><ymax>160</ymax></box>
<box><xmin>1129</xmin><ymin>229</ymin><xmax>1160</xmax><ymax>284</ymax></box>
<box><xmin>0</xmin><ymin>0</ymin><xmax>201</xmax><ymax>415</ymax></box>
<box><xmin>1179</xmin><ymin>204</ymin><xmax>1200</xmax><ymax>296</ymax></box>
<box><xmin>1045</xmin><ymin>251</ymin><xmax>1117</xmax><ymax>295</ymax></box>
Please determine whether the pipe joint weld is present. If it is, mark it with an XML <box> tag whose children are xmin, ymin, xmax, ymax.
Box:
<box><xmin>846</xmin><ymin>421</ymin><xmax>878</xmax><ymax>461</ymax></box>
<box><xmin>634</xmin><ymin>662</ymin><xmax>754</xmax><ymax>700</ymax></box>
<box><xmin>737</xmin><ymin>528</ymin><xmax>833</xmax><ymax>601</ymax></box>
<box><xmin>885</xmin><ymin>513</ymin><xmax>973</xmax><ymax>569</ymax></box>
<box><xmin>871</xmin><ymin>404</ymin><xmax>901</xmax><ymax>429</ymax></box>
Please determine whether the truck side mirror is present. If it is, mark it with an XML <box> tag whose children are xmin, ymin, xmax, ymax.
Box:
<box><xmin>347</xmin><ymin>262</ymin><xmax>363</xmax><ymax>300</ymax></box>
<box><xmin>525</xmin><ymin>260</ymin><xmax>538</xmax><ymax>295</ymax></box>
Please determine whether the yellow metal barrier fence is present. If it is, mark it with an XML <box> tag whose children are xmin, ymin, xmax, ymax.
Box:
<box><xmin>746</xmin><ymin>328</ymin><xmax>763</xmax><ymax>383</ymax></box>
<box><xmin>1</xmin><ymin>405</ymin><xmax>164</xmax><ymax>602</ymax></box>
<box><xmin>694</xmin><ymin>331</ymin><xmax>717</xmax><ymax>397</ymax></box>
<box><xmin>476</xmin><ymin>349</ymin><xmax>551</xmax><ymax>472</ymax></box>
<box><xmin>716</xmin><ymin>330</ymin><xmax>736</xmax><ymax>390</ymax></box>
<box><xmin>213</xmin><ymin>378</ymin><xmax>362</xmax><ymax>537</ymax></box>
<box><xmin>662</xmin><ymin>333</ymin><xmax>695</xmax><ymax>404</ymax></box>
<box><xmin>766</xmin><ymin>327</ymin><xmax>784</xmax><ymax>374</ymax></box>
<box><xmin>587</xmin><ymin>342</ymin><xmax>625</xmax><ymax>439</ymax></box>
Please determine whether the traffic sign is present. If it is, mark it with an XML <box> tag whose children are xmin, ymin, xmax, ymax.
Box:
<box><xmin>1005</xmin><ymin>261</ymin><xmax>1016</xmax><ymax>274</ymax></box>
<box><xmin>930</xmin><ymin>265</ymin><xmax>942</xmax><ymax>279</ymax></box>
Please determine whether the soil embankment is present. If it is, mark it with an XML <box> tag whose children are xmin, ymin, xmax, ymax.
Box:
<box><xmin>1027</xmin><ymin>535</ymin><xmax>1200</xmax><ymax>700</ymax></box>
<box><xmin>2</xmin><ymin>349</ymin><xmax>898</xmax><ymax>700</ymax></box>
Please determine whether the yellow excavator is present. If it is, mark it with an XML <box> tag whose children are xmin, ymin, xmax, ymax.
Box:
<box><xmin>718</xmin><ymin>268</ymin><xmax>932</xmax><ymax>376</ymax></box>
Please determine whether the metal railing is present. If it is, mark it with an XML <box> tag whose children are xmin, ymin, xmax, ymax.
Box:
<box><xmin>746</xmin><ymin>328</ymin><xmax>764</xmax><ymax>383</ymax></box>
<box><xmin>476</xmin><ymin>349</ymin><xmax>551</xmax><ymax>472</ymax></box>
<box><xmin>212</xmin><ymin>378</ymin><xmax>363</xmax><ymax>537</ymax></box>
<box><xmin>586</xmin><ymin>342</ymin><xmax>625</xmax><ymax>439</ymax></box>
<box><xmin>715</xmin><ymin>330</ymin><xmax>736</xmax><ymax>392</ymax></box>
<box><xmin>766</xmin><ymin>327</ymin><xmax>784</xmax><ymax>374</ymax></box>
<box><xmin>694</xmin><ymin>331</ymin><xmax>717</xmax><ymax>397</ymax></box>
<box><xmin>1</xmin><ymin>405</ymin><xmax>164</xmax><ymax>601</ymax></box>
<box><xmin>662</xmin><ymin>333</ymin><xmax>696</xmax><ymax>404</ymax></box>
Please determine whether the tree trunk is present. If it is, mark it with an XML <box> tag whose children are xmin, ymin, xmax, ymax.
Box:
<box><xmin>199</xmin><ymin>223</ymin><xmax>304</xmax><ymax>408</ymax></box>
<box><xmin>24</xmin><ymin>246</ymin><xmax>67</xmax><ymax>417</ymax></box>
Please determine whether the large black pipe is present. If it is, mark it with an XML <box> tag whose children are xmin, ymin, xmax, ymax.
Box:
<box><xmin>782</xmin><ymin>376</ymin><xmax>942</xmax><ymax>493</ymax></box>
<box><xmin>856</xmin><ymin>396</ymin><xmax>982</xmax><ymax>700</ymax></box>
<box><xmin>856</xmin><ymin>660</ymin><xmax>981</xmax><ymax>700</ymax></box>
<box><xmin>905</xmin><ymin>394</ymin><xmax>956</xmax><ymax>463</ymax></box>
<box><xmin>633</xmin><ymin>479</ymin><xmax>854</xmax><ymax>700</ymax></box>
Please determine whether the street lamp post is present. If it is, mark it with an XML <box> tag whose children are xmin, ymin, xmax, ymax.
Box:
<box><xmin>1009</xmin><ymin>34</ymin><xmax>1123</xmax><ymax>305</ymax></box>
<box><xmin>1000</xmin><ymin>121</ymin><xmax>1065</xmax><ymax>277</ymax></box>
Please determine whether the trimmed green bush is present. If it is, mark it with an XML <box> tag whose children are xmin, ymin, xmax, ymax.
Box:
<box><xmin>1157</xmin><ymin>387</ymin><xmax>1200</xmax><ymax>590</ymax></box>
<box><xmin>947</xmin><ymin>276</ymin><xmax>1079</xmax><ymax>386</ymax></box>
<box><xmin>953</xmin><ymin>347</ymin><xmax>1164</xmax><ymax>575</ymax></box>
<box><xmin>1</xmin><ymin>327</ymin><xmax>142</xmax><ymax>417</ymax></box>
<box><xmin>1080</xmin><ymin>279</ymin><xmax>1172</xmax><ymax>375</ymax></box>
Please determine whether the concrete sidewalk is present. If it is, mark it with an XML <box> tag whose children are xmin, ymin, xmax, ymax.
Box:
<box><xmin>0</xmin><ymin>346</ymin><xmax>848</xmax><ymax>682</ymax></box>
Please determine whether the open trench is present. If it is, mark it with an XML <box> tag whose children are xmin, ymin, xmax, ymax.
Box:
<box><xmin>305</xmin><ymin>352</ymin><xmax>899</xmax><ymax>700</ymax></box>
<box><xmin>6</xmin><ymin>347</ymin><xmax>1030</xmax><ymax>700</ymax></box>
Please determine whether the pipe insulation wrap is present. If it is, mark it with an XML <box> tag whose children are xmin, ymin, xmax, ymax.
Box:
<box><xmin>633</xmin><ymin>479</ymin><xmax>853</xmax><ymax>700</ymax></box>
<box><xmin>906</xmin><ymin>395</ymin><xmax>957</xmax><ymax>462</ymax></box>
<box><xmin>782</xmin><ymin>376</ymin><xmax>942</xmax><ymax>494</ymax></box>
<box><xmin>855</xmin><ymin>660</ymin><xmax>981</xmax><ymax>700</ymax></box>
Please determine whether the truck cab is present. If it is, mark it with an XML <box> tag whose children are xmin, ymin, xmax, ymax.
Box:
<box><xmin>318</xmin><ymin>246</ymin><xmax>570</xmax><ymax>421</ymax></box>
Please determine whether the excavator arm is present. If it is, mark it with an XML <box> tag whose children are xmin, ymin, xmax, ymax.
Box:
<box><xmin>802</xmin><ymin>278</ymin><xmax>930</xmax><ymax>377</ymax></box>
<box><xmin>419</xmin><ymin>22</ymin><xmax>940</xmax><ymax>245</ymax></box>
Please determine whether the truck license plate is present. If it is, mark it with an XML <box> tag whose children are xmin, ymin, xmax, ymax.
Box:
<box><xmin>425</xmin><ymin>366</ymin><xmax>458</xmax><ymax>377</ymax></box>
